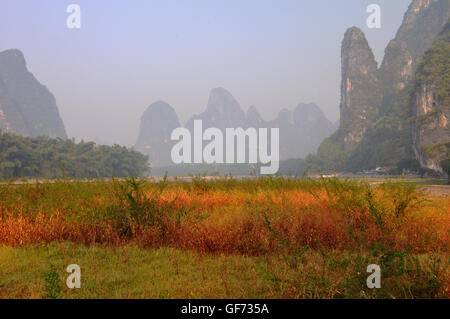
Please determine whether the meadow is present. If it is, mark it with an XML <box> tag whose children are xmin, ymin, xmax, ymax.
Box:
<box><xmin>0</xmin><ymin>176</ymin><xmax>448</xmax><ymax>298</ymax></box>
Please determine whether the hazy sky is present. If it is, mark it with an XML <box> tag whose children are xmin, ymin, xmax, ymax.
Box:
<box><xmin>0</xmin><ymin>0</ymin><xmax>411</xmax><ymax>145</ymax></box>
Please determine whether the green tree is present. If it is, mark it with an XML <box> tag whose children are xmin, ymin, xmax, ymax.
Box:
<box><xmin>0</xmin><ymin>132</ymin><xmax>149</xmax><ymax>180</ymax></box>
<box><xmin>441</xmin><ymin>158</ymin><xmax>450</xmax><ymax>184</ymax></box>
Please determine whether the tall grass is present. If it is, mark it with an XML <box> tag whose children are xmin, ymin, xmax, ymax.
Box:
<box><xmin>0</xmin><ymin>176</ymin><xmax>448</xmax><ymax>298</ymax></box>
<box><xmin>0</xmin><ymin>176</ymin><xmax>447</xmax><ymax>254</ymax></box>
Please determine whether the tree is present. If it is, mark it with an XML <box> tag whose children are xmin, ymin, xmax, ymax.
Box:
<box><xmin>0</xmin><ymin>132</ymin><xmax>149</xmax><ymax>179</ymax></box>
<box><xmin>441</xmin><ymin>158</ymin><xmax>450</xmax><ymax>184</ymax></box>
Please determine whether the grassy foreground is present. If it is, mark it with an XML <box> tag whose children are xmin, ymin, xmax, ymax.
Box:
<box><xmin>0</xmin><ymin>243</ymin><xmax>448</xmax><ymax>299</ymax></box>
<box><xmin>0</xmin><ymin>176</ymin><xmax>448</xmax><ymax>298</ymax></box>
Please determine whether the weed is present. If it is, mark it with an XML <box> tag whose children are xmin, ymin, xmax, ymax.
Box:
<box><xmin>42</xmin><ymin>264</ymin><xmax>61</xmax><ymax>299</ymax></box>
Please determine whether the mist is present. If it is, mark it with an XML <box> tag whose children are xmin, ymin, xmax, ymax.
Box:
<box><xmin>0</xmin><ymin>0</ymin><xmax>410</xmax><ymax>146</ymax></box>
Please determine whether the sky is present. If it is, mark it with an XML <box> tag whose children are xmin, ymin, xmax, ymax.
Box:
<box><xmin>0</xmin><ymin>0</ymin><xmax>411</xmax><ymax>146</ymax></box>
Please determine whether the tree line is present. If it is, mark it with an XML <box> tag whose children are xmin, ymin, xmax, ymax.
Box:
<box><xmin>0</xmin><ymin>132</ymin><xmax>149</xmax><ymax>179</ymax></box>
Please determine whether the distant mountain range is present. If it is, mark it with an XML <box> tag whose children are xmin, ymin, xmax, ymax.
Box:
<box><xmin>137</xmin><ymin>1</ymin><xmax>450</xmax><ymax>176</ymax></box>
<box><xmin>135</xmin><ymin>87</ymin><xmax>337</xmax><ymax>168</ymax></box>
<box><xmin>0</xmin><ymin>47</ymin><xmax>336</xmax><ymax>171</ymax></box>
<box><xmin>1</xmin><ymin>0</ymin><xmax>447</xmax><ymax>177</ymax></box>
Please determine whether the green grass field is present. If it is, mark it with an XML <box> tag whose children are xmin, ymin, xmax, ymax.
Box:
<box><xmin>0</xmin><ymin>242</ymin><xmax>447</xmax><ymax>299</ymax></box>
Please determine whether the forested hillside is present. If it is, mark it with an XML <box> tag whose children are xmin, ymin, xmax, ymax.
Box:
<box><xmin>412</xmin><ymin>21</ymin><xmax>450</xmax><ymax>173</ymax></box>
<box><xmin>0</xmin><ymin>132</ymin><xmax>149</xmax><ymax>179</ymax></box>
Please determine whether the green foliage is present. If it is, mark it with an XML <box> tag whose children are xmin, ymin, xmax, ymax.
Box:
<box><xmin>415</xmin><ymin>22</ymin><xmax>450</xmax><ymax>107</ymax></box>
<box><xmin>344</xmin><ymin>248</ymin><xmax>444</xmax><ymax>299</ymax></box>
<box><xmin>441</xmin><ymin>158</ymin><xmax>450</xmax><ymax>184</ymax></box>
<box><xmin>305</xmin><ymin>23</ymin><xmax>449</xmax><ymax>174</ymax></box>
<box><xmin>0</xmin><ymin>132</ymin><xmax>149</xmax><ymax>179</ymax></box>
<box><xmin>396</xmin><ymin>158</ymin><xmax>421</xmax><ymax>174</ymax></box>
<box><xmin>441</xmin><ymin>158</ymin><xmax>450</xmax><ymax>174</ymax></box>
<box><xmin>303</xmin><ymin>134</ymin><xmax>349</xmax><ymax>173</ymax></box>
<box><xmin>1</xmin><ymin>242</ymin><xmax>447</xmax><ymax>299</ymax></box>
<box><xmin>42</xmin><ymin>264</ymin><xmax>61</xmax><ymax>299</ymax></box>
<box><xmin>104</xmin><ymin>176</ymin><xmax>188</xmax><ymax>238</ymax></box>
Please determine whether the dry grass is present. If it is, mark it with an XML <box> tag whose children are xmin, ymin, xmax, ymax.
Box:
<box><xmin>0</xmin><ymin>177</ymin><xmax>448</xmax><ymax>254</ymax></box>
<box><xmin>0</xmin><ymin>177</ymin><xmax>448</xmax><ymax>298</ymax></box>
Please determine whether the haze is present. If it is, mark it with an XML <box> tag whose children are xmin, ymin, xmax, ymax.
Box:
<box><xmin>0</xmin><ymin>0</ymin><xmax>410</xmax><ymax>146</ymax></box>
